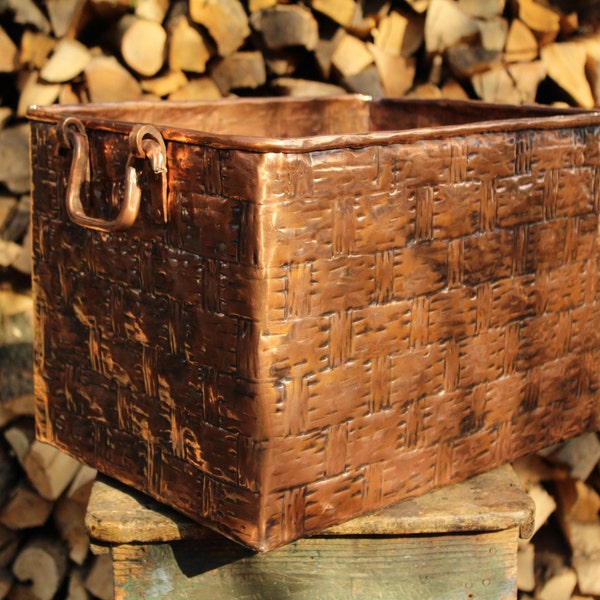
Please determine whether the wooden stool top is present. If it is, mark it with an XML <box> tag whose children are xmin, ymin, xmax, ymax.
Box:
<box><xmin>86</xmin><ymin>464</ymin><xmax>534</xmax><ymax>547</ymax></box>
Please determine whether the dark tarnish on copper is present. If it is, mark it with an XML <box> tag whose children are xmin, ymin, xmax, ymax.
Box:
<box><xmin>27</xmin><ymin>95</ymin><xmax>600</xmax><ymax>552</ymax></box>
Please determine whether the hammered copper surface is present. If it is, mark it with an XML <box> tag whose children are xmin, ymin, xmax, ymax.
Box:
<box><xmin>28</xmin><ymin>95</ymin><xmax>600</xmax><ymax>551</ymax></box>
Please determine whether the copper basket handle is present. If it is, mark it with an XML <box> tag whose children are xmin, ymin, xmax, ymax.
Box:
<box><xmin>57</xmin><ymin>117</ymin><xmax>169</xmax><ymax>232</ymax></box>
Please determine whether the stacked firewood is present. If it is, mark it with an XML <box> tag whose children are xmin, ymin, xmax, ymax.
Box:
<box><xmin>0</xmin><ymin>289</ymin><xmax>112</xmax><ymax>600</ymax></box>
<box><xmin>515</xmin><ymin>434</ymin><xmax>600</xmax><ymax>599</ymax></box>
<box><xmin>1</xmin><ymin>0</ymin><xmax>600</xmax><ymax>599</ymax></box>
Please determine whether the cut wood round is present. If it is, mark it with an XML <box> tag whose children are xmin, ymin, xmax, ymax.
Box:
<box><xmin>40</xmin><ymin>38</ymin><xmax>91</xmax><ymax>83</ymax></box>
<box><xmin>111</xmin><ymin>14</ymin><xmax>166</xmax><ymax>77</ymax></box>
<box><xmin>12</xmin><ymin>536</ymin><xmax>68</xmax><ymax>600</ymax></box>
<box><xmin>189</xmin><ymin>0</ymin><xmax>250</xmax><ymax>57</ymax></box>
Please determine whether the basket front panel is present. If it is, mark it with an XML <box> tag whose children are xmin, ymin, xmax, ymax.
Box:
<box><xmin>256</xmin><ymin>125</ymin><xmax>600</xmax><ymax>545</ymax></box>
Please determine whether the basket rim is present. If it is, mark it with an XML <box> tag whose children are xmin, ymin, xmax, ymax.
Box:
<box><xmin>26</xmin><ymin>94</ymin><xmax>600</xmax><ymax>153</ymax></box>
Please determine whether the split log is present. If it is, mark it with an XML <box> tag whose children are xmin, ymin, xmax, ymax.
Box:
<box><xmin>250</xmin><ymin>5</ymin><xmax>319</xmax><ymax>51</ymax></box>
<box><xmin>168</xmin><ymin>77</ymin><xmax>222</xmax><ymax>101</ymax></box>
<box><xmin>134</xmin><ymin>0</ymin><xmax>169</xmax><ymax>22</ymax></box>
<box><xmin>540</xmin><ymin>41</ymin><xmax>595</xmax><ymax>108</ymax></box>
<box><xmin>331</xmin><ymin>33</ymin><xmax>374</xmax><ymax>78</ymax></box>
<box><xmin>446</xmin><ymin>45</ymin><xmax>502</xmax><ymax>79</ymax></box>
<box><xmin>1</xmin><ymin>195</ymin><xmax>30</xmax><ymax>242</ymax></box>
<box><xmin>12</xmin><ymin>536</ymin><xmax>68</xmax><ymax>600</ymax></box>
<box><xmin>16</xmin><ymin>72</ymin><xmax>61</xmax><ymax>117</ymax></box>
<box><xmin>472</xmin><ymin>65</ymin><xmax>523</xmax><ymax>104</ymax></box>
<box><xmin>2</xmin><ymin>0</ymin><xmax>50</xmax><ymax>34</ymax></box>
<box><xmin>311</xmin><ymin>0</ymin><xmax>358</xmax><ymax>27</ymax></box>
<box><xmin>477</xmin><ymin>17</ymin><xmax>508</xmax><ymax>52</ymax></box>
<box><xmin>424</xmin><ymin>0</ymin><xmax>479</xmax><ymax>54</ymax></box>
<box><xmin>0</xmin><ymin>526</ymin><xmax>19</xmax><ymax>570</ymax></box>
<box><xmin>517</xmin><ymin>542</ymin><xmax>535</xmax><ymax>593</ymax></box>
<box><xmin>166</xmin><ymin>12</ymin><xmax>212</xmax><ymax>74</ymax></box>
<box><xmin>537</xmin><ymin>567</ymin><xmax>577</xmax><ymax>600</ymax></box>
<box><xmin>271</xmin><ymin>77</ymin><xmax>346</xmax><ymax>97</ymax></box>
<box><xmin>504</xmin><ymin>18</ymin><xmax>538</xmax><ymax>63</ymax></box>
<box><xmin>0</xmin><ymin>124</ymin><xmax>30</xmax><ymax>194</ymax></box>
<box><xmin>0</xmin><ymin>444</ymin><xmax>17</xmax><ymax>510</ymax></box>
<box><xmin>45</xmin><ymin>0</ymin><xmax>90</xmax><ymax>39</ymax></box>
<box><xmin>88</xmin><ymin>0</ymin><xmax>133</xmax><ymax>20</ymax></box>
<box><xmin>83</xmin><ymin>555</ymin><xmax>113</xmax><ymax>600</ymax></box>
<box><xmin>18</xmin><ymin>32</ymin><xmax>57</xmax><ymax>71</ymax></box>
<box><xmin>53</xmin><ymin>497</ymin><xmax>90</xmax><ymax>565</ymax></box>
<box><xmin>110</xmin><ymin>15</ymin><xmax>166</xmax><ymax>77</ymax></box>
<box><xmin>0</xmin><ymin>481</ymin><xmax>53</xmax><ymax>530</ymax></box>
<box><xmin>458</xmin><ymin>0</ymin><xmax>505</xmax><ymax>19</ymax></box>
<box><xmin>0</xmin><ymin>26</ymin><xmax>17</xmax><ymax>73</ymax></box>
<box><xmin>84</xmin><ymin>54</ymin><xmax>143</xmax><ymax>103</ymax></box>
<box><xmin>66</xmin><ymin>567</ymin><xmax>90</xmax><ymax>600</ymax></box>
<box><xmin>525</xmin><ymin>483</ymin><xmax>557</xmax><ymax>540</ymax></box>
<box><xmin>554</xmin><ymin>479</ymin><xmax>600</xmax><ymax>596</ymax></box>
<box><xmin>548</xmin><ymin>433</ymin><xmax>600</xmax><ymax>482</ymax></box>
<box><xmin>211</xmin><ymin>51</ymin><xmax>266</xmax><ymax>94</ymax></box>
<box><xmin>0</xmin><ymin>568</ymin><xmax>12</xmax><ymax>599</ymax></box>
<box><xmin>248</xmin><ymin>0</ymin><xmax>276</xmax><ymax>11</ymax></box>
<box><xmin>405</xmin><ymin>0</ymin><xmax>429</xmax><ymax>12</ymax></box>
<box><xmin>507</xmin><ymin>60</ymin><xmax>547</xmax><ymax>103</ymax></box>
<box><xmin>22</xmin><ymin>440</ymin><xmax>82</xmax><ymax>501</ymax></box>
<box><xmin>140</xmin><ymin>70</ymin><xmax>188</xmax><ymax>98</ymax></box>
<box><xmin>370</xmin><ymin>11</ymin><xmax>408</xmax><ymax>57</ymax></box>
<box><xmin>189</xmin><ymin>0</ymin><xmax>250</xmax><ymax>57</ymax></box>
<box><xmin>514</xmin><ymin>0</ymin><xmax>561</xmax><ymax>46</ymax></box>
<box><xmin>4</xmin><ymin>419</ymin><xmax>35</xmax><ymax>465</ymax></box>
<box><xmin>39</xmin><ymin>39</ymin><xmax>91</xmax><ymax>83</ymax></box>
<box><xmin>315</xmin><ymin>27</ymin><xmax>346</xmax><ymax>80</ymax></box>
<box><xmin>339</xmin><ymin>64</ymin><xmax>384</xmax><ymax>95</ymax></box>
<box><xmin>368</xmin><ymin>44</ymin><xmax>416</xmax><ymax>97</ymax></box>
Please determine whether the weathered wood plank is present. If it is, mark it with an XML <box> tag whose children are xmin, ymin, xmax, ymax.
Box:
<box><xmin>86</xmin><ymin>464</ymin><xmax>534</xmax><ymax>544</ymax></box>
<box><xmin>111</xmin><ymin>529</ymin><xmax>519</xmax><ymax>599</ymax></box>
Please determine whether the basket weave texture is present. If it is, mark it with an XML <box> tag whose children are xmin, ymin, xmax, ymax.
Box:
<box><xmin>29</xmin><ymin>96</ymin><xmax>600</xmax><ymax>551</ymax></box>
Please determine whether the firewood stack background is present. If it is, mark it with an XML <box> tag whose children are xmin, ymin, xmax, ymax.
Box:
<box><xmin>1</xmin><ymin>0</ymin><xmax>600</xmax><ymax>598</ymax></box>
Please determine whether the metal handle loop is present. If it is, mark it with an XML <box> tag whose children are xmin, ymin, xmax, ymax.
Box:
<box><xmin>57</xmin><ymin>117</ymin><xmax>169</xmax><ymax>232</ymax></box>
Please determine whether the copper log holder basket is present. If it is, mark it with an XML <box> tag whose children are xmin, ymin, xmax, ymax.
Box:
<box><xmin>28</xmin><ymin>95</ymin><xmax>600</xmax><ymax>551</ymax></box>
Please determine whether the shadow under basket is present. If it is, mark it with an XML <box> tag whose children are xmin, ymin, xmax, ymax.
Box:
<box><xmin>28</xmin><ymin>95</ymin><xmax>600</xmax><ymax>551</ymax></box>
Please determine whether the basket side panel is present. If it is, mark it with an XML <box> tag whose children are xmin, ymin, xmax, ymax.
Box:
<box><xmin>31</xmin><ymin>121</ymin><xmax>277</xmax><ymax>549</ymax></box>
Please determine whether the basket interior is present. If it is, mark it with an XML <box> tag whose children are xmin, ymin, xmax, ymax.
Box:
<box><xmin>31</xmin><ymin>95</ymin><xmax>592</xmax><ymax>140</ymax></box>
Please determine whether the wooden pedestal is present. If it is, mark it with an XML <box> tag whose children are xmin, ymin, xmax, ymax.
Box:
<box><xmin>85</xmin><ymin>464</ymin><xmax>534</xmax><ymax>600</ymax></box>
